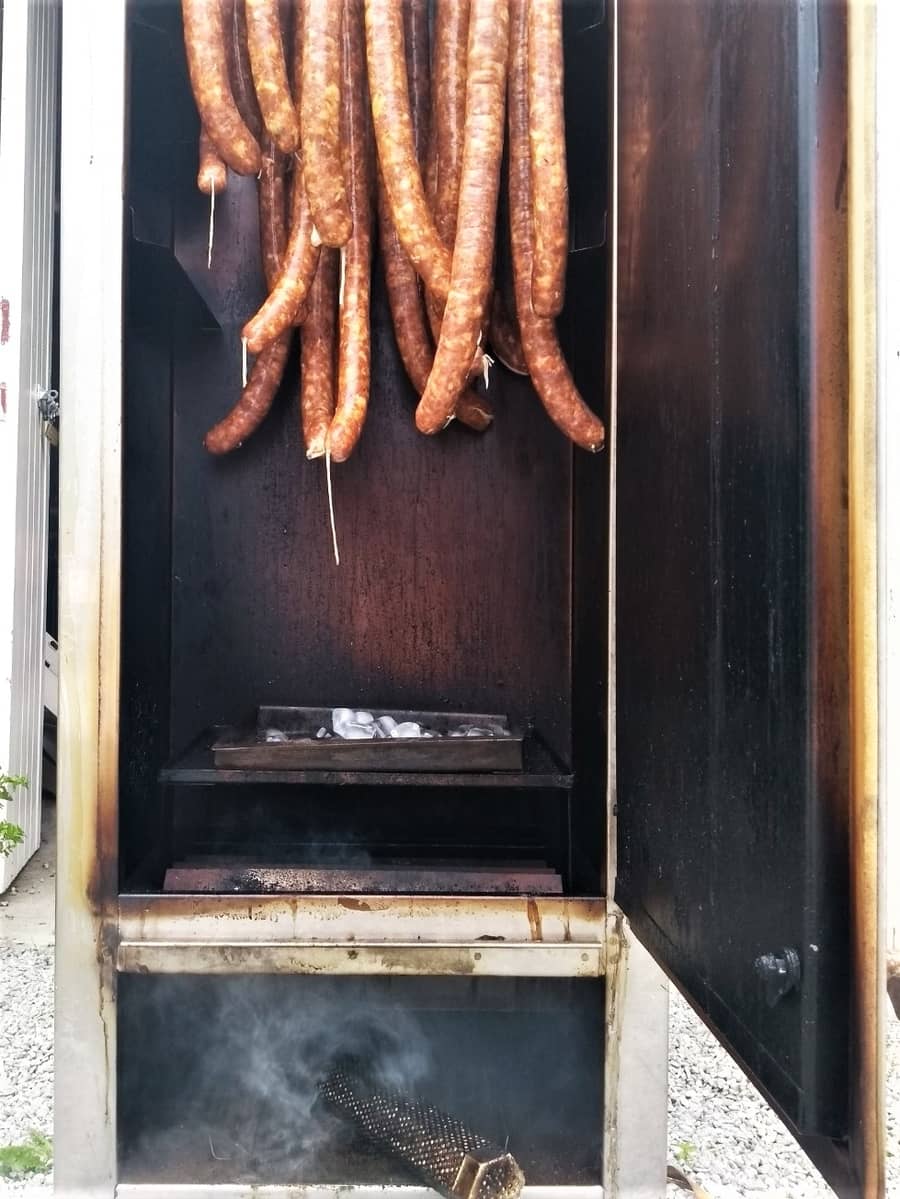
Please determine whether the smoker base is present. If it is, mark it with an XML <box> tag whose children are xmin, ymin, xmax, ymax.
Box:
<box><xmin>116</xmin><ymin>1188</ymin><xmax>604</xmax><ymax>1199</ymax></box>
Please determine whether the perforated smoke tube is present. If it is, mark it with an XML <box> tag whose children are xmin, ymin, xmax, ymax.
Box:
<box><xmin>319</xmin><ymin>1067</ymin><xmax>525</xmax><ymax>1199</ymax></box>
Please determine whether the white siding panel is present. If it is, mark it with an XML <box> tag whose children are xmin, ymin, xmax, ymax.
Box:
<box><xmin>0</xmin><ymin>0</ymin><xmax>60</xmax><ymax>890</ymax></box>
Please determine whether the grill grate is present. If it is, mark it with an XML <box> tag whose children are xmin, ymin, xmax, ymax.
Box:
<box><xmin>319</xmin><ymin>1067</ymin><xmax>525</xmax><ymax>1199</ymax></box>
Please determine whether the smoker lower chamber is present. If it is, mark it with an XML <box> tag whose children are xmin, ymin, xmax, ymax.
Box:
<box><xmin>117</xmin><ymin>975</ymin><xmax>604</xmax><ymax>1187</ymax></box>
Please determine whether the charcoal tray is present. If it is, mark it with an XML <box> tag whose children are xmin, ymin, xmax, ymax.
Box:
<box><xmin>211</xmin><ymin>706</ymin><xmax>524</xmax><ymax>772</ymax></box>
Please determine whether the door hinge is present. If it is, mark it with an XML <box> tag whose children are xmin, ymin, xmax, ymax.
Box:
<box><xmin>36</xmin><ymin>388</ymin><xmax>59</xmax><ymax>445</ymax></box>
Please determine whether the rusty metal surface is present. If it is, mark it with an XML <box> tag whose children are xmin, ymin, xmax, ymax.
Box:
<box><xmin>115</xmin><ymin>941</ymin><xmax>604</xmax><ymax>978</ymax></box>
<box><xmin>57</xmin><ymin>0</ymin><xmax>124</xmax><ymax>1195</ymax></box>
<box><xmin>117</xmin><ymin>894</ymin><xmax>606</xmax><ymax>946</ymax></box>
<box><xmin>848</xmin><ymin>1</ymin><xmax>884</xmax><ymax>1195</ymax></box>
<box><xmin>162</xmin><ymin>863</ymin><xmax>563</xmax><ymax>895</ymax></box>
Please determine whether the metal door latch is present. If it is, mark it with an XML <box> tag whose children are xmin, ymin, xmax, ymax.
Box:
<box><xmin>754</xmin><ymin>947</ymin><xmax>801</xmax><ymax>1007</ymax></box>
<box><xmin>36</xmin><ymin>388</ymin><xmax>59</xmax><ymax>445</ymax></box>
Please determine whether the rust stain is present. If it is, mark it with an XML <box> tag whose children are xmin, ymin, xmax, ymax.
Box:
<box><xmin>0</xmin><ymin>299</ymin><xmax>9</xmax><ymax>345</ymax></box>
<box><xmin>337</xmin><ymin>897</ymin><xmax>371</xmax><ymax>912</ymax></box>
<box><xmin>526</xmin><ymin>897</ymin><xmax>543</xmax><ymax>942</ymax></box>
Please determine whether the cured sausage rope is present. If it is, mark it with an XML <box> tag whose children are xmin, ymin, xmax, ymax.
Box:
<box><xmin>242</xmin><ymin>144</ymin><xmax>320</xmax><ymax>351</ymax></box>
<box><xmin>527</xmin><ymin>0</ymin><xmax>567</xmax><ymax>317</ymax></box>
<box><xmin>224</xmin><ymin>0</ymin><xmax>262</xmax><ymax>136</ymax></box>
<box><xmin>415</xmin><ymin>0</ymin><xmax>509</xmax><ymax>435</ymax></box>
<box><xmin>246</xmin><ymin>0</ymin><xmax>299</xmax><ymax>154</ymax></box>
<box><xmin>258</xmin><ymin>138</ymin><xmax>288</xmax><ymax>291</ymax></box>
<box><xmin>203</xmin><ymin>146</ymin><xmax>292</xmax><ymax>453</ymax></box>
<box><xmin>197</xmin><ymin>126</ymin><xmax>227</xmax><ymax>269</ymax></box>
<box><xmin>366</xmin><ymin>0</ymin><xmax>452</xmax><ymax>301</ymax></box>
<box><xmin>182</xmin><ymin>0</ymin><xmax>262</xmax><ymax>175</ymax></box>
<box><xmin>488</xmin><ymin>288</ymin><xmax>527</xmax><ymax>375</ymax></box>
<box><xmin>507</xmin><ymin>0</ymin><xmax>604</xmax><ymax>451</ymax></box>
<box><xmin>378</xmin><ymin>171</ymin><xmax>492</xmax><ymax>432</ymax></box>
<box><xmin>328</xmin><ymin>0</ymin><xmax>372</xmax><ymax>463</ymax></box>
<box><xmin>302</xmin><ymin>0</ymin><xmax>353</xmax><ymax>247</ymax></box>
<box><xmin>301</xmin><ymin>248</ymin><xmax>339</xmax><ymax>459</ymax></box>
<box><xmin>373</xmin><ymin>0</ymin><xmax>490</xmax><ymax>433</ymax></box>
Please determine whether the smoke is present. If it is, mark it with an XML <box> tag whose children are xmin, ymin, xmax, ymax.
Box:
<box><xmin>117</xmin><ymin>974</ymin><xmax>604</xmax><ymax>1186</ymax></box>
<box><xmin>118</xmin><ymin>974</ymin><xmax>431</xmax><ymax>1184</ymax></box>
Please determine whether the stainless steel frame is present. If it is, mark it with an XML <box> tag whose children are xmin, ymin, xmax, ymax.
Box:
<box><xmin>55</xmin><ymin>2</ymin><xmax>669</xmax><ymax>1197</ymax></box>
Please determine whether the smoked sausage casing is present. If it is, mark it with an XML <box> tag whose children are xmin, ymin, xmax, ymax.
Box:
<box><xmin>223</xmin><ymin>0</ymin><xmax>263</xmax><ymax>136</ymax></box>
<box><xmin>182</xmin><ymin>0</ymin><xmax>262</xmax><ymax>175</ymax></box>
<box><xmin>328</xmin><ymin>0</ymin><xmax>373</xmax><ymax>463</ymax></box>
<box><xmin>302</xmin><ymin>0</ymin><xmax>353</xmax><ymax>247</ymax></box>
<box><xmin>415</xmin><ymin>0</ymin><xmax>509</xmax><ymax>435</ymax></box>
<box><xmin>258</xmin><ymin>138</ymin><xmax>288</xmax><ymax>289</ymax></box>
<box><xmin>246</xmin><ymin>0</ymin><xmax>300</xmax><ymax>154</ymax></box>
<box><xmin>243</xmin><ymin>153</ymin><xmax>321</xmax><ymax>352</ymax></box>
<box><xmin>301</xmin><ymin>248</ymin><xmax>339</xmax><ymax>458</ymax></box>
<box><xmin>527</xmin><ymin>0</ymin><xmax>568</xmax><ymax>317</ymax></box>
<box><xmin>508</xmin><ymin>0</ymin><xmax>604</xmax><ymax>451</ymax></box>
<box><xmin>197</xmin><ymin>126</ymin><xmax>228</xmax><ymax>194</ymax></box>
<box><xmin>204</xmin><ymin>331</ymin><xmax>293</xmax><ymax>453</ymax></box>
<box><xmin>365</xmin><ymin>0</ymin><xmax>453</xmax><ymax>301</ymax></box>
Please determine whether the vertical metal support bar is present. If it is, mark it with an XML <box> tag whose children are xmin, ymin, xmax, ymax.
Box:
<box><xmin>848</xmin><ymin>2</ymin><xmax>884</xmax><ymax>1197</ymax></box>
<box><xmin>603</xmin><ymin>911</ymin><xmax>668</xmax><ymax>1199</ymax></box>
<box><xmin>56</xmin><ymin>1</ymin><xmax>125</xmax><ymax>1194</ymax></box>
<box><xmin>878</xmin><ymin>0</ymin><xmax>900</xmax><ymax>966</ymax></box>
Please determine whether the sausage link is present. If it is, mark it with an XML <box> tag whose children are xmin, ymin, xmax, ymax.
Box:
<box><xmin>365</xmin><ymin>0</ymin><xmax>452</xmax><ymax>300</ymax></box>
<box><xmin>415</xmin><ymin>0</ymin><xmax>508</xmax><ymax>434</ymax></box>
<box><xmin>246</xmin><ymin>0</ymin><xmax>299</xmax><ymax>154</ymax></box>
<box><xmin>405</xmin><ymin>0</ymin><xmax>430</xmax><ymax>163</ymax></box>
<box><xmin>302</xmin><ymin>0</ymin><xmax>353</xmax><ymax>246</ymax></box>
<box><xmin>223</xmin><ymin>0</ymin><xmax>263</xmax><ymax>136</ymax></box>
<box><xmin>197</xmin><ymin>125</ymin><xmax>228</xmax><ymax>194</ymax></box>
<box><xmin>182</xmin><ymin>0</ymin><xmax>262</xmax><ymax>174</ymax></box>
<box><xmin>527</xmin><ymin>0</ymin><xmax>567</xmax><ymax>317</ymax></box>
<box><xmin>204</xmin><ymin>331</ymin><xmax>293</xmax><ymax>453</ymax></box>
<box><xmin>508</xmin><ymin>0</ymin><xmax>603</xmax><ymax>450</ymax></box>
<box><xmin>378</xmin><ymin>170</ymin><xmax>492</xmax><ymax>431</ymax></box>
<box><xmin>328</xmin><ymin>0</ymin><xmax>372</xmax><ymax>463</ymax></box>
<box><xmin>301</xmin><ymin>248</ymin><xmax>339</xmax><ymax>457</ymax></box>
<box><xmin>488</xmin><ymin>288</ymin><xmax>527</xmax><ymax>374</ymax></box>
<box><xmin>242</xmin><ymin>151</ymin><xmax>321</xmax><ymax>351</ymax></box>
<box><xmin>429</xmin><ymin>0</ymin><xmax>469</xmax><ymax>246</ymax></box>
<box><xmin>258</xmin><ymin>138</ymin><xmax>288</xmax><ymax>289</ymax></box>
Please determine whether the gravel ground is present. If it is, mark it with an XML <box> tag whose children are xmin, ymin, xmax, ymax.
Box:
<box><xmin>668</xmin><ymin>987</ymin><xmax>900</xmax><ymax>1198</ymax></box>
<box><xmin>0</xmin><ymin>947</ymin><xmax>53</xmax><ymax>1195</ymax></box>
<box><xmin>0</xmin><ymin>945</ymin><xmax>896</xmax><ymax>1196</ymax></box>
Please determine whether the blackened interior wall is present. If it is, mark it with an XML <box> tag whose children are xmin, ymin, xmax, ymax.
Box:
<box><xmin>119</xmin><ymin>1</ymin><xmax>609</xmax><ymax>890</ymax></box>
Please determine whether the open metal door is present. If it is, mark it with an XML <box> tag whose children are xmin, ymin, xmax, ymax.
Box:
<box><xmin>0</xmin><ymin>1</ymin><xmax>60</xmax><ymax>890</ymax></box>
<box><xmin>612</xmin><ymin>1</ymin><xmax>882</xmax><ymax>1195</ymax></box>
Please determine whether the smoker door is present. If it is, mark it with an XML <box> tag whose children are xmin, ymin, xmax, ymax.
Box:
<box><xmin>613</xmin><ymin>2</ymin><xmax>879</xmax><ymax>1195</ymax></box>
